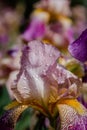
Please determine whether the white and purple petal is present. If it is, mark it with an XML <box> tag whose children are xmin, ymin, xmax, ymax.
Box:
<box><xmin>57</xmin><ymin>104</ymin><xmax>87</xmax><ymax>130</ymax></box>
<box><xmin>11</xmin><ymin>40</ymin><xmax>81</xmax><ymax>107</ymax></box>
<box><xmin>11</xmin><ymin>40</ymin><xmax>60</xmax><ymax>105</ymax></box>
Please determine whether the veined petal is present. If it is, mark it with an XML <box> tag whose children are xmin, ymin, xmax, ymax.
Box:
<box><xmin>68</xmin><ymin>29</ymin><xmax>87</xmax><ymax>62</ymax></box>
<box><xmin>58</xmin><ymin>99</ymin><xmax>86</xmax><ymax>115</ymax></box>
<box><xmin>0</xmin><ymin>100</ymin><xmax>48</xmax><ymax>130</ymax></box>
<box><xmin>0</xmin><ymin>103</ymin><xmax>28</xmax><ymax>130</ymax></box>
<box><xmin>57</xmin><ymin>99</ymin><xmax>87</xmax><ymax>130</ymax></box>
<box><xmin>11</xmin><ymin>40</ymin><xmax>60</xmax><ymax>106</ymax></box>
<box><xmin>11</xmin><ymin>40</ymin><xmax>82</xmax><ymax>116</ymax></box>
<box><xmin>47</xmin><ymin>63</ymin><xmax>82</xmax><ymax>100</ymax></box>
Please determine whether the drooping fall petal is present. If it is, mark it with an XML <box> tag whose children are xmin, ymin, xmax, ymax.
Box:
<box><xmin>68</xmin><ymin>29</ymin><xmax>87</xmax><ymax>62</ymax></box>
<box><xmin>57</xmin><ymin>99</ymin><xmax>87</xmax><ymax>130</ymax></box>
<box><xmin>0</xmin><ymin>102</ymin><xmax>28</xmax><ymax>130</ymax></box>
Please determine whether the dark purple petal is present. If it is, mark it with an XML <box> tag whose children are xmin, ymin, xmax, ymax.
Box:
<box><xmin>0</xmin><ymin>110</ymin><xmax>15</xmax><ymax>130</ymax></box>
<box><xmin>0</xmin><ymin>122</ymin><xmax>13</xmax><ymax>130</ymax></box>
<box><xmin>68</xmin><ymin>29</ymin><xmax>87</xmax><ymax>62</ymax></box>
<box><xmin>82</xmin><ymin>64</ymin><xmax>87</xmax><ymax>82</ymax></box>
<box><xmin>7</xmin><ymin>49</ymin><xmax>18</xmax><ymax>57</ymax></box>
<box><xmin>0</xmin><ymin>104</ymin><xmax>28</xmax><ymax>130</ymax></box>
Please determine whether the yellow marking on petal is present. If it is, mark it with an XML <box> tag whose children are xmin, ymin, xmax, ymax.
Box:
<box><xmin>57</xmin><ymin>104</ymin><xmax>77</xmax><ymax>130</ymax></box>
<box><xmin>32</xmin><ymin>9</ymin><xmax>50</xmax><ymax>23</ymax></box>
<box><xmin>4</xmin><ymin>100</ymin><xmax>20</xmax><ymax>110</ymax></box>
<box><xmin>58</xmin><ymin>15</ymin><xmax>72</xmax><ymax>24</ymax></box>
<box><xmin>28</xmin><ymin>102</ymin><xmax>48</xmax><ymax>117</ymax></box>
<box><xmin>11</xmin><ymin>105</ymin><xmax>28</xmax><ymax>125</ymax></box>
<box><xmin>5</xmin><ymin>104</ymin><xmax>29</xmax><ymax>127</ymax></box>
<box><xmin>33</xmin><ymin>9</ymin><xmax>45</xmax><ymax>14</ymax></box>
<box><xmin>49</xmin><ymin>86</ymin><xmax>58</xmax><ymax>104</ymax></box>
<box><xmin>57</xmin><ymin>98</ymin><xmax>86</xmax><ymax>115</ymax></box>
<box><xmin>4</xmin><ymin>100</ymin><xmax>48</xmax><ymax>117</ymax></box>
<box><xmin>43</xmin><ymin>39</ymin><xmax>52</xmax><ymax>44</ymax></box>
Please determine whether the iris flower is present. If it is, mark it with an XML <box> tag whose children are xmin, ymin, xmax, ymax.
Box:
<box><xmin>22</xmin><ymin>0</ymin><xmax>73</xmax><ymax>52</ymax></box>
<box><xmin>68</xmin><ymin>29</ymin><xmax>87</xmax><ymax>110</ymax></box>
<box><xmin>22</xmin><ymin>18</ymin><xmax>46</xmax><ymax>42</ymax></box>
<box><xmin>0</xmin><ymin>41</ymin><xmax>87</xmax><ymax>130</ymax></box>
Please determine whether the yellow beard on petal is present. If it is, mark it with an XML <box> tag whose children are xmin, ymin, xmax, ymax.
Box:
<box><xmin>57</xmin><ymin>98</ymin><xmax>87</xmax><ymax>115</ymax></box>
<box><xmin>57</xmin><ymin>99</ymin><xmax>87</xmax><ymax>130</ymax></box>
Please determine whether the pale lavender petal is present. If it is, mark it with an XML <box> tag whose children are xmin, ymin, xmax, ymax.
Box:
<box><xmin>46</xmin><ymin>62</ymin><xmax>81</xmax><ymax>99</ymax></box>
<box><xmin>11</xmin><ymin>41</ymin><xmax>82</xmax><ymax>107</ymax></box>
<box><xmin>11</xmin><ymin>40</ymin><xmax>60</xmax><ymax>104</ymax></box>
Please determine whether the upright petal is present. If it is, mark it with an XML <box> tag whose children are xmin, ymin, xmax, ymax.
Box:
<box><xmin>11</xmin><ymin>40</ymin><xmax>60</xmax><ymax>106</ymax></box>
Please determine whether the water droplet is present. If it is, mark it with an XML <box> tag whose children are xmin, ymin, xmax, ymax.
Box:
<box><xmin>46</xmin><ymin>63</ymin><xmax>49</xmax><ymax>66</ymax></box>
<box><xmin>23</xmin><ymin>77</ymin><xmax>26</xmax><ymax>80</ymax></box>
<box><xmin>68</xmin><ymin>125</ymin><xmax>73</xmax><ymax>130</ymax></box>
<box><xmin>42</xmin><ymin>69</ymin><xmax>46</xmax><ymax>75</ymax></box>
<box><xmin>49</xmin><ymin>54</ymin><xmax>52</xmax><ymax>57</ymax></box>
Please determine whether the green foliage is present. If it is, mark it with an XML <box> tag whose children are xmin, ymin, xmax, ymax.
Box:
<box><xmin>70</xmin><ymin>0</ymin><xmax>87</xmax><ymax>7</ymax></box>
<box><xmin>14</xmin><ymin>108</ymin><xmax>32</xmax><ymax>130</ymax></box>
<box><xmin>0</xmin><ymin>86</ymin><xmax>11</xmax><ymax>116</ymax></box>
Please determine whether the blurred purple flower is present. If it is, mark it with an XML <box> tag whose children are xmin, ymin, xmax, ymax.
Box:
<box><xmin>49</xmin><ymin>22</ymin><xmax>62</xmax><ymax>33</ymax></box>
<box><xmin>68</xmin><ymin>29</ymin><xmax>87</xmax><ymax>62</ymax></box>
<box><xmin>22</xmin><ymin>19</ymin><xmax>46</xmax><ymax>42</ymax></box>
<box><xmin>0</xmin><ymin>35</ymin><xmax>9</xmax><ymax>44</ymax></box>
<box><xmin>7</xmin><ymin>49</ymin><xmax>18</xmax><ymax>57</ymax></box>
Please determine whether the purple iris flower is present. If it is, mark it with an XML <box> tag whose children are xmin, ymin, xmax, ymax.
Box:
<box><xmin>68</xmin><ymin>29</ymin><xmax>87</xmax><ymax>62</ymax></box>
<box><xmin>22</xmin><ymin>19</ymin><xmax>46</xmax><ymax>42</ymax></box>
<box><xmin>0</xmin><ymin>109</ymin><xmax>14</xmax><ymax>130</ymax></box>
